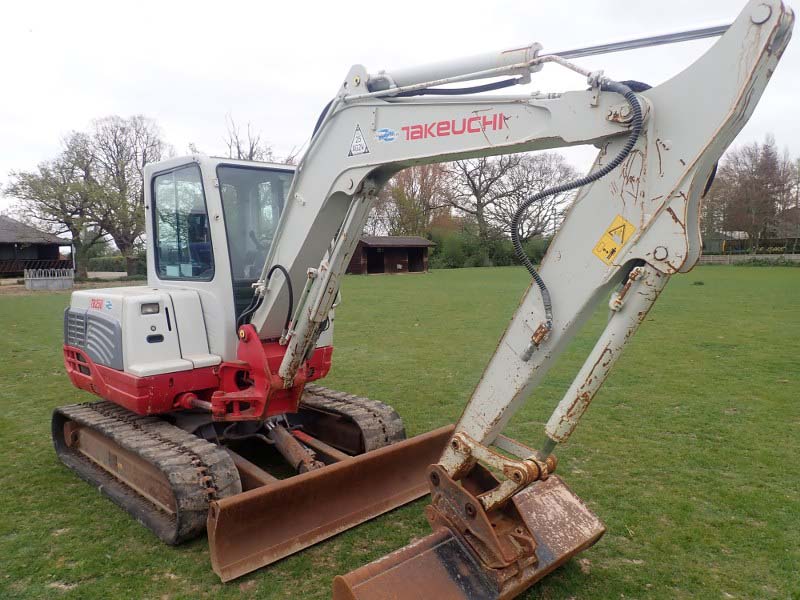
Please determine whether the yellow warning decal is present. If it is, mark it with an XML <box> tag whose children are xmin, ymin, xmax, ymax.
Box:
<box><xmin>592</xmin><ymin>215</ymin><xmax>636</xmax><ymax>265</ymax></box>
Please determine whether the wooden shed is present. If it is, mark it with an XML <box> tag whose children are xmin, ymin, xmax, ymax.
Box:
<box><xmin>0</xmin><ymin>216</ymin><xmax>71</xmax><ymax>275</ymax></box>
<box><xmin>346</xmin><ymin>236</ymin><xmax>435</xmax><ymax>275</ymax></box>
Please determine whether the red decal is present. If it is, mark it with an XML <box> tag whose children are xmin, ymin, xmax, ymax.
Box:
<box><xmin>90</xmin><ymin>298</ymin><xmax>103</xmax><ymax>310</ymax></box>
<box><xmin>400</xmin><ymin>112</ymin><xmax>506</xmax><ymax>141</ymax></box>
<box><xmin>452</xmin><ymin>118</ymin><xmax>467</xmax><ymax>135</ymax></box>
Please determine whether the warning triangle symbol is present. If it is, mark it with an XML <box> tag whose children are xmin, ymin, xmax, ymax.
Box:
<box><xmin>348</xmin><ymin>125</ymin><xmax>370</xmax><ymax>156</ymax></box>
<box><xmin>608</xmin><ymin>224</ymin><xmax>627</xmax><ymax>244</ymax></box>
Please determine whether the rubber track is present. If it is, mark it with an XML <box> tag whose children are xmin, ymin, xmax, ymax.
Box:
<box><xmin>52</xmin><ymin>401</ymin><xmax>241</xmax><ymax>545</ymax></box>
<box><xmin>301</xmin><ymin>385</ymin><xmax>406</xmax><ymax>452</ymax></box>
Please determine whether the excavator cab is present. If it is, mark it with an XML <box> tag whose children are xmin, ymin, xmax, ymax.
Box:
<box><xmin>147</xmin><ymin>156</ymin><xmax>296</xmax><ymax>351</ymax></box>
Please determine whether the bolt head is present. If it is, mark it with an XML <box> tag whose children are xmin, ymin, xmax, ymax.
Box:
<box><xmin>654</xmin><ymin>246</ymin><xmax>669</xmax><ymax>261</ymax></box>
<box><xmin>465</xmin><ymin>503</ymin><xmax>477</xmax><ymax>519</ymax></box>
<box><xmin>751</xmin><ymin>3</ymin><xmax>772</xmax><ymax>24</ymax></box>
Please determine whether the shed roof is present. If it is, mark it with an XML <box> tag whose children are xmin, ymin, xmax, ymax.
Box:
<box><xmin>361</xmin><ymin>235</ymin><xmax>436</xmax><ymax>248</ymax></box>
<box><xmin>0</xmin><ymin>215</ymin><xmax>69</xmax><ymax>245</ymax></box>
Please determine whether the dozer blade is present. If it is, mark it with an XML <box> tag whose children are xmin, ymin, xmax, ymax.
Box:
<box><xmin>333</xmin><ymin>475</ymin><xmax>605</xmax><ymax>600</ymax></box>
<box><xmin>208</xmin><ymin>424</ymin><xmax>454</xmax><ymax>582</ymax></box>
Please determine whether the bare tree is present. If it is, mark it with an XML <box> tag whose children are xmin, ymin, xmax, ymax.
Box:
<box><xmin>444</xmin><ymin>156</ymin><xmax>521</xmax><ymax>241</ymax></box>
<box><xmin>382</xmin><ymin>164</ymin><xmax>450</xmax><ymax>236</ymax></box>
<box><xmin>90</xmin><ymin>115</ymin><xmax>168</xmax><ymax>275</ymax></box>
<box><xmin>488</xmin><ymin>153</ymin><xmax>577</xmax><ymax>241</ymax></box>
<box><xmin>224</xmin><ymin>115</ymin><xmax>274</xmax><ymax>161</ymax></box>
<box><xmin>718</xmin><ymin>138</ymin><xmax>774</xmax><ymax>250</ymax></box>
<box><xmin>364</xmin><ymin>190</ymin><xmax>391</xmax><ymax>236</ymax></box>
<box><xmin>6</xmin><ymin>133</ymin><xmax>107</xmax><ymax>278</ymax></box>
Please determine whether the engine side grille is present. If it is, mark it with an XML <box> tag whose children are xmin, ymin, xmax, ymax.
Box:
<box><xmin>86</xmin><ymin>313</ymin><xmax>123</xmax><ymax>370</ymax></box>
<box><xmin>64</xmin><ymin>308</ymin><xmax>123</xmax><ymax>371</ymax></box>
<box><xmin>64</xmin><ymin>309</ymin><xmax>87</xmax><ymax>347</ymax></box>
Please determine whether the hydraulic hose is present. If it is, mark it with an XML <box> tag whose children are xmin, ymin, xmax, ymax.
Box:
<box><xmin>511</xmin><ymin>80</ymin><xmax>644</xmax><ymax>331</ymax></box>
<box><xmin>266</xmin><ymin>264</ymin><xmax>294</xmax><ymax>333</ymax></box>
<box><xmin>396</xmin><ymin>77</ymin><xmax>523</xmax><ymax>97</ymax></box>
<box><xmin>237</xmin><ymin>264</ymin><xmax>294</xmax><ymax>333</ymax></box>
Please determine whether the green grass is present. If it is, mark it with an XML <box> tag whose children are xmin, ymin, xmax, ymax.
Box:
<box><xmin>1</xmin><ymin>266</ymin><xmax>798</xmax><ymax>599</ymax></box>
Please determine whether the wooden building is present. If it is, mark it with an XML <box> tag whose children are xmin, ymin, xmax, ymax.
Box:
<box><xmin>0</xmin><ymin>216</ymin><xmax>71</xmax><ymax>275</ymax></box>
<box><xmin>346</xmin><ymin>236</ymin><xmax>435</xmax><ymax>275</ymax></box>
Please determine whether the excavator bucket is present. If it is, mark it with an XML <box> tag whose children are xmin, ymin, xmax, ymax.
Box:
<box><xmin>208</xmin><ymin>425</ymin><xmax>454</xmax><ymax>582</ymax></box>
<box><xmin>333</xmin><ymin>475</ymin><xmax>606</xmax><ymax>600</ymax></box>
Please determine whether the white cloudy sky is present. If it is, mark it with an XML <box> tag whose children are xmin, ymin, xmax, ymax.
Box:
<box><xmin>1</xmin><ymin>0</ymin><xmax>797</xmax><ymax>213</ymax></box>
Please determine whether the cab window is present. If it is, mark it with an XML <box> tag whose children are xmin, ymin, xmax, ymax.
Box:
<box><xmin>153</xmin><ymin>164</ymin><xmax>214</xmax><ymax>280</ymax></box>
<box><xmin>217</xmin><ymin>165</ymin><xmax>292</xmax><ymax>281</ymax></box>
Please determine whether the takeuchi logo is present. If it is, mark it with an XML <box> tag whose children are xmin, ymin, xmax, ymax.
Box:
<box><xmin>400</xmin><ymin>113</ymin><xmax>507</xmax><ymax>141</ymax></box>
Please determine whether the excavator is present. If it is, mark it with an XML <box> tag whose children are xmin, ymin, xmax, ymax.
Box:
<box><xmin>53</xmin><ymin>1</ymin><xmax>792</xmax><ymax>597</ymax></box>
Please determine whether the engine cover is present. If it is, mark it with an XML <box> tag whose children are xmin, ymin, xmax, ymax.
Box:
<box><xmin>65</xmin><ymin>286</ymin><xmax>220</xmax><ymax>377</ymax></box>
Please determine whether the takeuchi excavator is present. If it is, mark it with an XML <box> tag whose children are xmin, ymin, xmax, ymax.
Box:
<box><xmin>53</xmin><ymin>1</ymin><xmax>792</xmax><ymax>597</ymax></box>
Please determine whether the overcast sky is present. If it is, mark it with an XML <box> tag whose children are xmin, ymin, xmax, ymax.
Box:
<box><xmin>1</xmin><ymin>0</ymin><xmax>797</xmax><ymax>213</ymax></box>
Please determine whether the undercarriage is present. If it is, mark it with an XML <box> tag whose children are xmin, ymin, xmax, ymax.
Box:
<box><xmin>52</xmin><ymin>386</ymin><xmax>442</xmax><ymax>553</ymax></box>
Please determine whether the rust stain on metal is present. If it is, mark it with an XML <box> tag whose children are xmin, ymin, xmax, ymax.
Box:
<box><xmin>269</xmin><ymin>423</ymin><xmax>325</xmax><ymax>473</ymax></box>
<box><xmin>655</xmin><ymin>138</ymin><xmax>664</xmax><ymax>177</ymax></box>
<box><xmin>665</xmin><ymin>206</ymin><xmax>685</xmax><ymax>229</ymax></box>
<box><xmin>619</xmin><ymin>149</ymin><xmax>646</xmax><ymax>206</ymax></box>
<box><xmin>333</xmin><ymin>475</ymin><xmax>605</xmax><ymax>600</ymax></box>
<box><xmin>531</xmin><ymin>323</ymin><xmax>550</xmax><ymax>346</ymax></box>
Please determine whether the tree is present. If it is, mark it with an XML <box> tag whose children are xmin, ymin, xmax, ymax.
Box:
<box><xmin>364</xmin><ymin>189</ymin><xmax>391</xmax><ymax>236</ymax></box>
<box><xmin>89</xmin><ymin>115</ymin><xmax>168</xmax><ymax>275</ymax></box>
<box><xmin>700</xmin><ymin>164</ymin><xmax>732</xmax><ymax>241</ymax></box>
<box><xmin>224</xmin><ymin>115</ymin><xmax>274</xmax><ymax>161</ymax></box>
<box><xmin>444</xmin><ymin>156</ymin><xmax>521</xmax><ymax>241</ymax></box>
<box><xmin>488</xmin><ymin>153</ymin><xmax>577</xmax><ymax>241</ymax></box>
<box><xmin>382</xmin><ymin>164</ymin><xmax>449</xmax><ymax>236</ymax></box>
<box><xmin>6</xmin><ymin>133</ymin><xmax>107</xmax><ymax>278</ymax></box>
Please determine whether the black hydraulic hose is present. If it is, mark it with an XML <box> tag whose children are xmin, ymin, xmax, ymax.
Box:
<box><xmin>511</xmin><ymin>80</ymin><xmax>643</xmax><ymax>331</ymax></box>
<box><xmin>237</xmin><ymin>264</ymin><xmax>294</xmax><ymax>332</ymax></box>
<box><xmin>396</xmin><ymin>77</ymin><xmax>522</xmax><ymax>97</ymax></box>
<box><xmin>266</xmin><ymin>264</ymin><xmax>294</xmax><ymax>332</ymax></box>
<box><xmin>313</xmin><ymin>99</ymin><xmax>334</xmax><ymax>136</ymax></box>
<box><xmin>236</xmin><ymin>294</ymin><xmax>261</xmax><ymax>331</ymax></box>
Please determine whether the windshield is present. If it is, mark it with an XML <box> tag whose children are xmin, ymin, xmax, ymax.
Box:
<box><xmin>218</xmin><ymin>165</ymin><xmax>293</xmax><ymax>282</ymax></box>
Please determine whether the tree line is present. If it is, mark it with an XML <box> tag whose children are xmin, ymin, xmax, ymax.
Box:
<box><xmin>5</xmin><ymin>114</ymin><xmax>798</xmax><ymax>278</ymax></box>
<box><xmin>5</xmin><ymin>115</ymin><xmax>278</xmax><ymax>278</ymax></box>
<box><xmin>368</xmin><ymin>154</ymin><xmax>576</xmax><ymax>268</ymax></box>
<box><xmin>702</xmin><ymin>135</ymin><xmax>799</xmax><ymax>252</ymax></box>
<box><xmin>374</xmin><ymin>134</ymin><xmax>800</xmax><ymax>266</ymax></box>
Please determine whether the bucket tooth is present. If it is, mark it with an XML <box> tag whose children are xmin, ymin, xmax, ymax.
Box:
<box><xmin>333</xmin><ymin>475</ymin><xmax>605</xmax><ymax>600</ymax></box>
<box><xmin>208</xmin><ymin>425</ymin><xmax>455</xmax><ymax>582</ymax></box>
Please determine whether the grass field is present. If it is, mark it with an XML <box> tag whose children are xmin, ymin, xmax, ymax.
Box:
<box><xmin>1</xmin><ymin>266</ymin><xmax>798</xmax><ymax>599</ymax></box>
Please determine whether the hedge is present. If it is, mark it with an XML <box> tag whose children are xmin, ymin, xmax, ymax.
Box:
<box><xmin>428</xmin><ymin>231</ymin><xmax>551</xmax><ymax>270</ymax></box>
<box><xmin>88</xmin><ymin>256</ymin><xmax>147</xmax><ymax>274</ymax></box>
